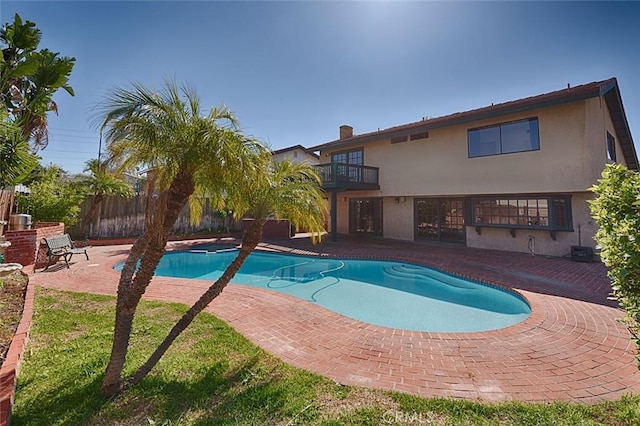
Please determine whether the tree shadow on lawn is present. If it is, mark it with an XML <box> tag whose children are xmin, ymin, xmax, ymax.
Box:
<box><xmin>12</xmin><ymin>356</ymin><xmax>316</xmax><ymax>425</ymax></box>
<box><xmin>144</xmin><ymin>357</ymin><xmax>312</xmax><ymax>426</ymax></box>
<box><xmin>12</xmin><ymin>373</ymin><xmax>109</xmax><ymax>425</ymax></box>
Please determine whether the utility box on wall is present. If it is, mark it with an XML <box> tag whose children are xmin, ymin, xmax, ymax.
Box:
<box><xmin>9</xmin><ymin>214</ymin><xmax>32</xmax><ymax>230</ymax></box>
<box><xmin>571</xmin><ymin>246</ymin><xmax>594</xmax><ymax>263</ymax></box>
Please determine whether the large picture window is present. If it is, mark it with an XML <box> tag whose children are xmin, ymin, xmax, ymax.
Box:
<box><xmin>468</xmin><ymin>118</ymin><xmax>540</xmax><ymax>157</ymax></box>
<box><xmin>471</xmin><ymin>195</ymin><xmax>572</xmax><ymax>231</ymax></box>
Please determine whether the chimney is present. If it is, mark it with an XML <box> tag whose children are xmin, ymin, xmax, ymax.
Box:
<box><xmin>339</xmin><ymin>125</ymin><xmax>353</xmax><ymax>140</ymax></box>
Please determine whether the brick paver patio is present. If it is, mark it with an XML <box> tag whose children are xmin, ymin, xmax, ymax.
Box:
<box><xmin>28</xmin><ymin>236</ymin><xmax>640</xmax><ymax>403</ymax></box>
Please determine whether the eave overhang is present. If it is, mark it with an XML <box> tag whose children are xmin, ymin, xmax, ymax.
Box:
<box><xmin>307</xmin><ymin>78</ymin><xmax>638</xmax><ymax>171</ymax></box>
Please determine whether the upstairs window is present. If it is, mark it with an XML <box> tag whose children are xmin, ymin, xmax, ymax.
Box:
<box><xmin>468</xmin><ymin>118</ymin><xmax>540</xmax><ymax>158</ymax></box>
<box><xmin>332</xmin><ymin>148</ymin><xmax>364</xmax><ymax>182</ymax></box>
<box><xmin>332</xmin><ymin>148</ymin><xmax>363</xmax><ymax>165</ymax></box>
<box><xmin>607</xmin><ymin>132</ymin><xmax>617</xmax><ymax>162</ymax></box>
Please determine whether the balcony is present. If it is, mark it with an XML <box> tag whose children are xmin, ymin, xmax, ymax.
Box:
<box><xmin>315</xmin><ymin>162</ymin><xmax>380</xmax><ymax>191</ymax></box>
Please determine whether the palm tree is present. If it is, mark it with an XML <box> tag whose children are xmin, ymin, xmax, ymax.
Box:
<box><xmin>1</xmin><ymin>14</ymin><xmax>75</xmax><ymax>150</ymax></box>
<box><xmin>98</xmin><ymin>80</ymin><xmax>265</xmax><ymax>396</ymax></box>
<box><xmin>79</xmin><ymin>158</ymin><xmax>134</xmax><ymax>239</ymax></box>
<box><xmin>14</xmin><ymin>48</ymin><xmax>75</xmax><ymax>148</ymax></box>
<box><xmin>124</xmin><ymin>156</ymin><xmax>326</xmax><ymax>389</ymax></box>
<box><xmin>98</xmin><ymin>81</ymin><xmax>326</xmax><ymax>396</ymax></box>
<box><xmin>0</xmin><ymin>110</ymin><xmax>37</xmax><ymax>187</ymax></box>
<box><xmin>1</xmin><ymin>14</ymin><xmax>74</xmax><ymax>194</ymax></box>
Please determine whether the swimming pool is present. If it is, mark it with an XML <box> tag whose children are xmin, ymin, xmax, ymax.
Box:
<box><xmin>132</xmin><ymin>249</ymin><xmax>531</xmax><ymax>332</ymax></box>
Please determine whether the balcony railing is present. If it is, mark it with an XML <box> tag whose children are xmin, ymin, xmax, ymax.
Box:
<box><xmin>315</xmin><ymin>162</ymin><xmax>380</xmax><ymax>190</ymax></box>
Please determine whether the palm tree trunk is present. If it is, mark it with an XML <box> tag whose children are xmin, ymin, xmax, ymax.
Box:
<box><xmin>125</xmin><ymin>219</ymin><xmax>265</xmax><ymax>389</ymax></box>
<box><xmin>100</xmin><ymin>235</ymin><xmax>148</xmax><ymax>396</ymax></box>
<box><xmin>100</xmin><ymin>175</ymin><xmax>195</xmax><ymax>397</ymax></box>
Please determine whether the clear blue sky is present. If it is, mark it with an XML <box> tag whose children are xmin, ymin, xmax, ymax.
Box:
<box><xmin>3</xmin><ymin>1</ymin><xmax>639</xmax><ymax>174</ymax></box>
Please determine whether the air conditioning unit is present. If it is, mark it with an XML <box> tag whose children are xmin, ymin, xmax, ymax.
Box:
<box><xmin>571</xmin><ymin>246</ymin><xmax>594</xmax><ymax>262</ymax></box>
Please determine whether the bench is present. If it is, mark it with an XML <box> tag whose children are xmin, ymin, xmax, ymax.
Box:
<box><xmin>42</xmin><ymin>234</ymin><xmax>90</xmax><ymax>270</ymax></box>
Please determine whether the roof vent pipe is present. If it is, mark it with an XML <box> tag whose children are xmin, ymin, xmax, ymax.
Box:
<box><xmin>339</xmin><ymin>125</ymin><xmax>353</xmax><ymax>140</ymax></box>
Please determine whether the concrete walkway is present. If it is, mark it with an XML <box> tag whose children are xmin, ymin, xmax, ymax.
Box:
<box><xmin>28</xmin><ymin>237</ymin><xmax>640</xmax><ymax>403</ymax></box>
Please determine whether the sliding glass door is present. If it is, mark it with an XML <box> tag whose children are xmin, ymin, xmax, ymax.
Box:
<box><xmin>349</xmin><ymin>198</ymin><xmax>383</xmax><ymax>235</ymax></box>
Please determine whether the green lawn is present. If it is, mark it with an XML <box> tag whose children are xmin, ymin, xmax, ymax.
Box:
<box><xmin>12</xmin><ymin>288</ymin><xmax>640</xmax><ymax>425</ymax></box>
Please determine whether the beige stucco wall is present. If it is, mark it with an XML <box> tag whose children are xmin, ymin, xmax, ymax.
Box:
<box><xmin>325</xmin><ymin>96</ymin><xmax>623</xmax><ymax>256</ymax></box>
<box><xmin>383</xmin><ymin>197</ymin><xmax>414</xmax><ymax>240</ymax></box>
<box><xmin>334</xmin><ymin>194</ymin><xmax>350</xmax><ymax>235</ymax></box>
<box><xmin>324</xmin><ymin>98</ymin><xmax>611</xmax><ymax>197</ymax></box>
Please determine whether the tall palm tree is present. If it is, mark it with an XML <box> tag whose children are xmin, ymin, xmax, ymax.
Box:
<box><xmin>98</xmin><ymin>80</ymin><xmax>265</xmax><ymax>396</ymax></box>
<box><xmin>79</xmin><ymin>158</ymin><xmax>134</xmax><ymax>239</ymax></box>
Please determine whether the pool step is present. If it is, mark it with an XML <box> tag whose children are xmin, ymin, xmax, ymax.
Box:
<box><xmin>383</xmin><ymin>265</ymin><xmax>478</xmax><ymax>290</ymax></box>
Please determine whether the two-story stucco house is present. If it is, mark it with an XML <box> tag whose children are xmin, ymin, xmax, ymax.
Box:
<box><xmin>307</xmin><ymin>78</ymin><xmax>638</xmax><ymax>257</ymax></box>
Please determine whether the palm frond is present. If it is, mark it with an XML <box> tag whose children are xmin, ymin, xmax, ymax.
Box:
<box><xmin>227</xmin><ymin>157</ymin><xmax>326</xmax><ymax>242</ymax></box>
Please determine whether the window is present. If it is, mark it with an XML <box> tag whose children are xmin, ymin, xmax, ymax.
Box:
<box><xmin>468</xmin><ymin>118</ymin><xmax>540</xmax><ymax>157</ymax></box>
<box><xmin>332</xmin><ymin>148</ymin><xmax>363</xmax><ymax>182</ymax></box>
<box><xmin>607</xmin><ymin>132</ymin><xmax>617</xmax><ymax>162</ymax></box>
<box><xmin>332</xmin><ymin>148</ymin><xmax>363</xmax><ymax>165</ymax></box>
<box><xmin>471</xmin><ymin>195</ymin><xmax>571</xmax><ymax>231</ymax></box>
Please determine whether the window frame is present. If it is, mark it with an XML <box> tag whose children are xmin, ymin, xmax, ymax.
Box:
<box><xmin>468</xmin><ymin>117</ymin><xmax>540</xmax><ymax>158</ymax></box>
<box><xmin>606</xmin><ymin>131</ymin><xmax>617</xmax><ymax>162</ymax></box>
<box><xmin>331</xmin><ymin>148</ymin><xmax>363</xmax><ymax>165</ymax></box>
<box><xmin>331</xmin><ymin>148</ymin><xmax>364</xmax><ymax>182</ymax></box>
<box><xmin>470</xmin><ymin>195</ymin><xmax>572</xmax><ymax>232</ymax></box>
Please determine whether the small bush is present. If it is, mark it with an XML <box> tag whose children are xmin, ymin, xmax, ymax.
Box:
<box><xmin>15</xmin><ymin>165</ymin><xmax>84</xmax><ymax>227</ymax></box>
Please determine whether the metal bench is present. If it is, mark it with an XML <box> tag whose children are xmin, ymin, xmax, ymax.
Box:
<box><xmin>42</xmin><ymin>233</ymin><xmax>90</xmax><ymax>270</ymax></box>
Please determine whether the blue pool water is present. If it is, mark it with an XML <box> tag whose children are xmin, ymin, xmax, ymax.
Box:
<box><xmin>126</xmin><ymin>249</ymin><xmax>531</xmax><ymax>332</ymax></box>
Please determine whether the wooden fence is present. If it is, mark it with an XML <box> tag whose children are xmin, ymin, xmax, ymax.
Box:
<box><xmin>67</xmin><ymin>195</ymin><xmax>239</xmax><ymax>240</ymax></box>
<box><xmin>0</xmin><ymin>190</ymin><xmax>15</xmax><ymax>236</ymax></box>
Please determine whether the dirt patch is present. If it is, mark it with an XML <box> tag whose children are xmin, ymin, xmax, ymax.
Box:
<box><xmin>0</xmin><ymin>271</ymin><xmax>28</xmax><ymax>366</ymax></box>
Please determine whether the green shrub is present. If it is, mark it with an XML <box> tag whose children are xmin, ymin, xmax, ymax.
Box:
<box><xmin>590</xmin><ymin>163</ymin><xmax>640</xmax><ymax>366</ymax></box>
<box><xmin>15</xmin><ymin>165</ymin><xmax>84</xmax><ymax>227</ymax></box>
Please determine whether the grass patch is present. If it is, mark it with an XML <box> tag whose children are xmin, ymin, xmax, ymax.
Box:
<box><xmin>12</xmin><ymin>288</ymin><xmax>640</xmax><ymax>425</ymax></box>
